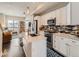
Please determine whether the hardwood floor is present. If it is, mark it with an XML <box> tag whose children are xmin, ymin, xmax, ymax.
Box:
<box><xmin>2</xmin><ymin>37</ymin><xmax>26</xmax><ymax>57</ymax></box>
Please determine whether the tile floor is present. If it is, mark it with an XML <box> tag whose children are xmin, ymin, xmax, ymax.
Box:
<box><xmin>47</xmin><ymin>48</ymin><xmax>62</xmax><ymax>57</ymax></box>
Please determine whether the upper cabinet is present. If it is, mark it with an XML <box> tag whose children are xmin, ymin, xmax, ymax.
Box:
<box><xmin>66</xmin><ymin>2</ymin><xmax>79</xmax><ymax>25</ymax></box>
<box><xmin>41</xmin><ymin>2</ymin><xmax>79</xmax><ymax>25</ymax></box>
<box><xmin>60</xmin><ymin>7</ymin><xmax>67</xmax><ymax>25</ymax></box>
<box><xmin>41</xmin><ymin>10</ymin><xmax>56</xmax><ymax>25</ymax></box>
<box><xmin>70</xmin><ymin>2</ymin><xmax>79</xmax><ymax>25</ymax></box>
<box><xmin>56</xmin><ymin>6</ymin><xmax>67</xmax><ymax>25</ymax></box>
<box><xmin>41</xmin><ymin>3</ymin><xmax>68</xmax><ymax>25</ymax></box>
<box><xmin>66</xmin><ymin>3</ymin><xmax>71</xmax><ymax>25</ymax></box>
<box><xmin>55</xmin><ymin>8</ymin><xmax>61</xmax><ymax>25</ymax></box>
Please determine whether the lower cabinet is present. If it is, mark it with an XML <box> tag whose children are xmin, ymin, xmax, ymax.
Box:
<box><xmin>58</xmin><ymin>37</ymin><xmax>68</xmax><ymax>56</ymax></box>
<box><xmin>23</xmin><ymin>38</ymin><xmax>47</xmax><ymax>57</ymax></box>
<box><xmin>69</xmin><ymin>44</ymin><xmax>79</xmax><ymax>57</ymax></box>
<box><xmin>68</xmin><ymin>40</ymin><xmax>79</xmax><ymax>57</ymax></box>
<box><xmin>53</xmin><ymin>36</ymin><xmax>60</xmax><ymax>51</ymax></box>
<box><xmin>53</xmin><ymin>34</ymin><xmax>79</xmax><ymax>57</ymax></box>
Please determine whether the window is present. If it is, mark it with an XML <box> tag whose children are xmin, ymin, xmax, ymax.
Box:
<box><xmin>8</xmin><ymin>20</ymin><xmax>14</xmax><ymax>28</ymax></box>
<box><xmin>8</xmin><ymin>20</ymin><xmax>19</xmax><ymax>31</ymax></box>
<box><xmin>14</xmin><ymin>20</ymin><xmax>19</xmax><ymax>28</ymax></box>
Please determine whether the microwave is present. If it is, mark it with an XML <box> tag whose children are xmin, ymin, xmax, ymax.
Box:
<box><xmin>47</xmin><ymin>18</ymin><xmax>56</xmax><ymax>26</ymax></box>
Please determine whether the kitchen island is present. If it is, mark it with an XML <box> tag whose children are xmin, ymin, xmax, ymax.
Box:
<box><xmin>53</xmin><ymin>33</ymin><xmax>79</xmax><ymax>57</ymax></box>
<box><xmin>22</xmin><ymin>32</ymin><xmax>47</xmax><ymax>57</ymax></box>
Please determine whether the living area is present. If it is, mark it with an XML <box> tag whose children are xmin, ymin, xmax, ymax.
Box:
<box><xmin>0</xmin><ymin>2</ymin><xmax>50</xmax><ymax>57</ymax></box>
<box><xmin>1</xmin><ymin>14</ymin><xmax>25</xmax><ymax>56</ymax></box>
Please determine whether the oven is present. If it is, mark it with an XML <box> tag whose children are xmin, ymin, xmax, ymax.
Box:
<box><xmin>45</xmin><ymin>18</ymin><xmax>56</xmax><ymax>48</ymax></box>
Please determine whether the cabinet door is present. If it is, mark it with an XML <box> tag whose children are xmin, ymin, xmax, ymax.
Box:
<box><xmin>32</xmin><ymin>39</ymin><xmax>47</xmax><ymax>57</ymax></box>
<box><xmin>53</xmin><ymin>36</ymin><xmax>68</xmax><ymax>56</ymax></box>
<box><xmin>23</xmin><ymin>38</ymin><xmax>31</xmax><ymax>57</ymax></box>
<box><xmin>58</xmin><ymin>37</ymin><xmax>68</xmax><ymax>56</ymax></box>
<box><xmin>69</xmin><ymin>44</ymin><xmax>79</xmax><ymax>57</ymax></box>
<box><xmin>56</xmin><ymin>7</ymin><xmax>67</xmax><ymax>25</ymax></box>
<box><xmin>55</xmin><ymin>9</ymin><xmax>61</xmax><ymax>25</ymax></box>
<box><xmin>69</xmin><ymin>40</ymin><xmax>79</xmax><ymax>57</ymax></box>
<box><xmin>71</xmin><ymin>2</ymin><xmax>79</xmax><ymax>25</ymax></box>
<box><xmin>60</xmin><ymin>7</ymin><xmax>67</xmax><ymax>25</ymax></box>
<box><xmin>66</xmin><ymin>3</ymin><xmax>71</xmax><ymax>25</ymax></box>
<box><xmin>53</xmin><ymin>36</ymin><xmax>60</xmax><ymax>51</ymax></box>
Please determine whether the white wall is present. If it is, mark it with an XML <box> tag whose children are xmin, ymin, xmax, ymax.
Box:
<box><xmin>0</xmin><ymin>27</ymin><xmax>2</xmax><ymax>56</ymax></box>
<box><xmin>0</xmin><ymin>14</ymin><xmax>5</xmax><ymax>27</ymax></box>
<box><xmin>34</xmin><ymin>16</ymin><xmax>42</xmax><ymax>32</ymax></box>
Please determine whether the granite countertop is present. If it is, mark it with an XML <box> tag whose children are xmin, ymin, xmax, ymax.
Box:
<box><xmin>24</xmin><ymin>32</ymin><xmax>47</xmax><ymax>43</ymax></box>
<box><xmin>28</xmin><ymin>35</ymin><xmax>47</xmax><ymax>42</ymax></box>
<box><xmin>54</xmin><ymin>33</ymin><xmax>79</xmax><ymax>41</ymax></box>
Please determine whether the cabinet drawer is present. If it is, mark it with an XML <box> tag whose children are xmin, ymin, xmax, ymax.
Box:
<box><xmin>71</xmin><ymin>39</ymin><xmax>79</xmax><ymax>46</ymax></box>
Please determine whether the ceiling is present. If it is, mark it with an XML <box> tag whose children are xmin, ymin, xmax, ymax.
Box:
<box><xmin>0</xmin><ymin>2</ymin><xmax>68</xmax><ymax>17</ymax></box>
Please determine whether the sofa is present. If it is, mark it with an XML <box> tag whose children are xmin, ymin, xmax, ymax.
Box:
<box><xmin>3</xmin><ymin>32</ymin><xmax>12</xmax><ymax>44</ymax></box>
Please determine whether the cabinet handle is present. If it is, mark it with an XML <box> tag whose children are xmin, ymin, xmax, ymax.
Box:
<box><xmin>72</xmin><ymin>41</ymin><xmax>76</xmax><ymax>43</ymax></box>
<box><xmin>65</xmin><ymin>43</ymin><xmax>70</xmax><ymax>46</ymax></box>
<box><xmin>61</xmin><ymin>38</ymin><xmax>63</xmax><ymax>40</ymax></box>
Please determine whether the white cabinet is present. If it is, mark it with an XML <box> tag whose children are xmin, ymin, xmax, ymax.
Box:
<box><xmin>32</xmin><ymin>39</ymin><xmax>47</xmax><ymax>57</ymax></box>
<box><xmin>58</xmin><ymin>37</ymin><xmax>67</xmax><ymax>56</ymax></box>
<box><xmin>56</xmin><ymin>6</ymin><xmax>67</xmax><ymax>25</ymax></box>
<box><xmin>41</xmin><ymin>2</ymin><xmax>79</xmax><ymax>25</ymax></box>
<box><xmin>41</xmin><ymin>10</ymin><xmax>56</xmax><ymax>25</ymax></box>
<box><xmin>55</xmin><ymin>9</ymin><xmax>61</xmax><ymax>25</ymax></box>
<box><xmin>23</xmin><ymin>36</ymin><xmax>47</xmax><ymax>57</ymax></box>
<box><xmin>53</xmin><ymin>35</ymin><xmax>68</xmax><ymax>56</ymax></box>
<box><xmin>53</xmin><ymin>33</ymin><xmax>79</xmax><ymax>57</ymax></box>
<box><xmin>69</xmin><ymin>44</ymin><xmax>79</xmax><ymax>57</ymax></box>
<box><xmin>71</xmin><ymin>2</ymin><xmax>79</xmax><ymax>25</ymax></box>
<box><xmin>68</xmin><ymin>40</ymin><xmax>79</xmax><ymax>57</ymax></box>
<box><xmin>60</xmin><ymin>7</ymin><xmax>67</xmax><ymax>25</ymax></box>
<box><xmin>55</xmin><ymin>2</ymin><xmax>79</xmax><ymax>25</ymax></box>
<box><xmin>53</xmin><ymin>35</ymin><xmax>60</xmax><ymax>51</ymax></box>
<box><xmin>66</xmin><ymin>3</ymin><xmax>71</xmax><ymax>25</ymax></box>
<box><xmin>66</xmin><ymin>2</ymin><xmax>79</xmax><ymax>25</ymax></box>
<box><xmin>56</xmin><ymin>2</ymin><xmax>79</xmax><ymax>25</ymax></box>
<box><xmin>40</xmin><ymin>3</ymin><xmax>71</xmax><ymax>25</ymax></box>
